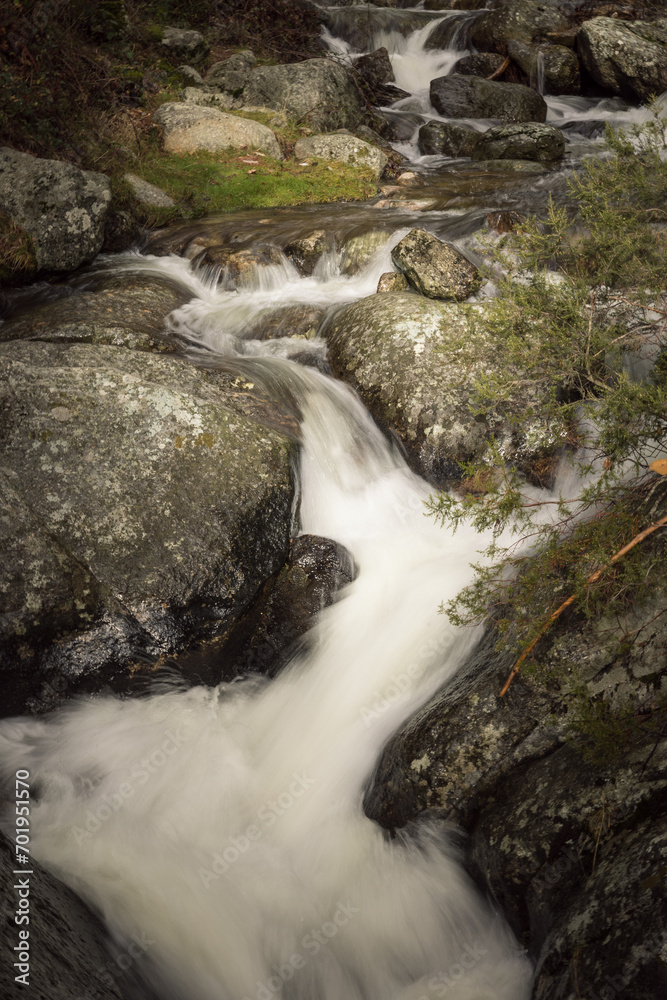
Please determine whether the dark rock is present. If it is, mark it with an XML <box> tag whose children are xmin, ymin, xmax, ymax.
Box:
<box><xmin>242</xmin><ymin>59</ymin><xmax>364</xmax><ymax>132</ymax></box>
<box><xmin>243</xmin><ymin>304</ymin><xmax>325</xmax><ymax>340</ymax></box>
<box><xmin>325</xmin><ymin>8</ymin><xmax>439</xmax><ymax>52</ymax></box>
<box><xmin>354</xmin><ymin>47</ymin><xmax>395</xmax><ymax>93</ymax></box>
<box><xmin>451</xmin><ymin>52</ymin><xmax>508</xmax><ymax>78</ymax></box>
<box><xmin>194</xmin><ymin>244</ymin><xmax>285</xmax><ymax>286</ymax></box>
<box><xmin>417</xmin><ymin>120</ymin><xmax>480</xmax><ymax>157</ymax></box>
<box><xmin>284</xmin><ymin>230</ymin><xmax>336</xmax><ymax>276</ymax></box>
<box><xmin>0</xmin><ymin>342</ymin><xmax>294</xmax><ymax>717</ymax></box>
<box><xmin>161</xmin><ymin>26</ymin><xmax>209</xmax><ymax>66</ymax></box>
<box><xmin>473</xmin><ymin>122</ymin><xmax>565</xmax><ymax>162</ymax></box>
<box><xmin>471</xmin><ymin>0</ymin><xmax>570</xmax><ymax>54</ymax></box>
<box><xmin>487</xmin><ymin>210</ymin><xmax>526</xmax><ymax>233</ymax></box>
<box><xmin>507</xmin><ymin>40</ymin><xmax>581</xmax><ymax>95</ymax></box>
<box><xmin>205</xmin><ymin>50</ymin><xmax>256</xmax><ymax>93</ymax></box>
<box><xmin>429</xmin><ymin>75</ymin><xmax>548</xmax><ymax>123</ymax></box>
<box><xmin>391</xmin><ymin>228</ymin><xmax>482</xmax><ymax>300</ymax></box>
<box><xmin>424</xmin><ymin>0</ymin><xmax>486</xmax><ymax>8</ymax></box>
<box><xmin>577</xmin><ymin>16</ymin><xmax>667</xmax><ymax>101</ymax></box>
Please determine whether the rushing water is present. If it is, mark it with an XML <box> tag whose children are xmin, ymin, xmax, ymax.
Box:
<box><xmin>1</xmin><ymin>6</ymin><xmax>664</xmax><ymax>999</ymax></box>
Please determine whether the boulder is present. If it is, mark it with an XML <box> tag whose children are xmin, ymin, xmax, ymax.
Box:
<box><xmin>205</xmin><ymin>50</ymin><xmax>256</xmax><ymax>93</ymax></box>
<box><xmin>377</xmin><ymin>271</ymin><xmax>409</xmax><ymax>293</ymax></box>
<box><xmin>325</xmin><ymin>9</ymin><xmax>438</xmax><ymax>52</ymax></box>
<box><xmin>391</xmin><ymin>228</ymin><xmax>481</xmax><ymax>300</ymax></box>
<box><xmin>341</xmin><ymin>230</ymin><xmax>392</xmax><ymax>275</ymax></box>
<box><xmin>284</xmin><ymin>230</ymin><xmax>335</xmax><ymax>276</ymax></box>
<box><xmin>161</xmin><ymin>26</ymin><xmax>209</xmax><ymax>66</ymax></box>
<box><xmin>417</xmin><ymin>120</ymin><xmax>479</xmax><ymax>157</ymax></box>
<box><xmin>177</xmin><ymin>64</ymin><xmax>204</xmax><ymax>86</ymax></box>
<box><xmin>429</xmin><ymin>75</ymin><xmax>548</xmax><ymax>123</ymax></box>
<box><xmin>0</xmin><ymin>148</ymin><xmax>111</xmax><ymax>273</ymax></box>
<box><xmin>241</xmin><ymin>59</ymin><xmax>364</xmax><ymax>132</ymax></box>
<box><xmin>325</xmin><ymin>292</ymin><xmax>564</xmax><ymax>485</ymax></box>
<box><xmin>293</xmin><ymin>133</ymin><xmax>388</xmax><ymax>181</ymax></box>
<box><xmin>0</xmin><ymin>341</ymin><xmax>294</xmax><ymax>717</ymax></box>
<box><xmin>451</xmin><ymin>52</ymin><xmax>508</xmax><ymax>78</ymax></box>
<box><xmin>363</xmin><ymin>528</ymin><xmax>667</xmax><ymax>1000</ymax></box>
<box><xmin>473</xmin><ymin>122</ymin><xmax>565</xmax><ymax>162</ymax></box>
<box><xmin>471</xmin><ymin>0</ymin><xmax>570</xmax><ymax>54</ymax></box>
<box><xmin>182</xmin><ymin>87</ymin><xmax>236</xmax><ymax>111</ymax></box>
<box><xmin>577</xmin><ymin>16</ymin><xmax>667</xmax><ymax>101</ymax></box>
<box><xmin>507</xmin><ymin>40</ymin><xmax>580</xmax><ymax>95</ymax></box>
<box><xmin>194</xmin><ymin>244</ymin><xmax>284</xmax><ymax>286</ymax></box>
<box><xmin>123</xmin><ymin>172</ymin><xmax>175</xmax><ymax>208</ymax></box>
<box><xmin>154</xmin><ymin>103</ymin><xmax>282</xmax><ymax>158</ymax></box>
<box><xmin>0</xmin><ymin>280</ymin><xmax>184</xmax><ymax>352</ymax></box>
<box><xmin>354</xmin><ymin>47</ymin><xmax>395</xmax><ymax>93</ymax></box>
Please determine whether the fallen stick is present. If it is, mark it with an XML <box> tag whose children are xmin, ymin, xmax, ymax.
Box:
<box><xmin>487</xmin><ymin>57</ymin><xmax>511</xmax><ymax>82</ymax></box>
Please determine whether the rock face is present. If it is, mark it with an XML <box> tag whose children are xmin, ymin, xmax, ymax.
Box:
<box><xmin>391</xmin><ymin>229</ymin><xmax>481</xmax><ymax>300</ymax></box>
<box><xmin>205</xmin><ymin>50</ymin><xmax>256</xmax><ymax>93</ymax></box>
<box><xmin>471</xmin><ymin>0</ymin><xmax>570</xmax><ymax>53</ymax></box>
<box><xmin>0</xmin><ymin>148</ymin><xmax>111</xmax><ymax>273</ymax></box>
<box><xmin>154</xmin><ymin>103</ymin><xmax>283</xmax><ymax>158</ymax></box>
<box><xmin>506</xmin><ymin>40</ymin><xmax>580</xmax><ymax>95</ymax></box>
<box><xmin>577</xmin><ymin>17</ymin><xmax>667</xmax><ymax>101</ymax></box>
<box><xmin>123</xmin><ymin>172</ymin><xmax>175</xmax><ymax>208</ymax></box>
<box><xmin>0</xmin><ymin>341</ymin><xmax>294</xmax><ymax>717</ymax></box>
<box><xmin>325</xmin><ymin>292</ymin><xmax>563</xmax><ymax>486</ymax></box>
<box><xmin>417</xmin><ymin>121</ymin><xmax>479</xmax><ymax>157</ymax></box>
<box><xmin>161</xmin><ymin>26</ymin><xmax>209</xmax><ymax>65</ymax></box>
<box><xmin>473</xmin><ymin>122</ymin><xmax>565</xmax><ymax>162</ymax></box>
<box><xmin>430</xmin><ymin>75</ymin><xmax>547</xmax><ymax>123</ymax></box>
<box><xmin>242</xmin><ymin>59</ymin><xmax>364</xmax><ymax>131</ymax></box>
<box><xmin>364</xmin><ymin>527</ymin><xmax>667</xmax><ymax>1000</ymax></box>
<box><xmin>293</xmin><ymin>133</ymin><xmax>388</xmax><ymax>180</ymax></box>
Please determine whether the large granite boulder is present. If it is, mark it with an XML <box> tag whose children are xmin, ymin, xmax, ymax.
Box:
<box><xmin>325</xmin><ymin>292</ymin><xmax>565</xmax><ymax>486</ymax></box>
<box><xmin>471</xmin><ymin>0</ymin><xmax>570</xmax><ymax>54</ymax></box>
<box><xmin>473</xmin><ymin>122</ymin><xmax>565</xmax><ymax>162</ymax></box>
<box><xmin>0</xmin><ymin>341</ymin><xmax>295</xmax><ymax>717</ymax></box>
<box><xmin>506</xmin><ymin>40</ymin><xmax>580</xmax><ymax>95</ymax></box>
<box><xmin>205</xmin><ymin>50</ymin><xmax>256</xmax><ymax>93</ymax></box>
<box><xmin>417</xmin><ymin>121</ymin><xmax>480</xmax><ymax>157</ymax></box>
<box><xmin>0</xmin><ymin>148</ymin><xmax>111</xmax><ymax>273</ymax></box>
<box><xmin>577</xmin><ymin>17</ymin><xmax>667</xmax><ymax>102</ymax></box>
<box><xmin>294</xmin><ymin>132</ymin><xmax>388</xmax><ymax>180</ymax></box>
<box><xmin>430</xmin><ymin>75</ymin><xmax>547</xmax><ymax>123</ymax></box>
<box><xmin>154</xmin><ymin>103</ymin><xmax>282</xmax><ymax>158</ymax></box>
<box><xmin>241</xmin><ymin>59</ymin><xmax>364</xmax><ymax>131</ymax></box>
<box><xmin>390</xmin><ymin>228</ymin><xmax>482</xmax><ymax>300</ymax></box>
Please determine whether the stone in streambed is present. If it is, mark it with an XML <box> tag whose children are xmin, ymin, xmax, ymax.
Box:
<box><xmin>284</xmin><ymin>230</ymin><xmax>336</xmax><ymax>276</ymax></box>
<box><xmin>293</xmin><ymin>133</ymin><xmax>388</xmax><ymax>181</ymax></box>
<box><xmin>391</xmin><ymin>229</ymin><xmax>481</xmax><ymax>301</ymax></box>
<box><xmin>154</xmin><ymin>103</ymin><xmax>282</xmax><ymax>159</ymax></box>
<box><xmin>429</xmin><ymin>75</ymin><xmax>547</xmax><ymax>124</ymax></box>
<box><xmin>377</xmin><ymin>272</ymin><xmax>409</xmax><ymax>293</ymax></box>
<box><xmin>417</xmin><ymin>121</ymin><xmax>479</xmax><ymax>157</ymax></box>
<box><xmin>243</xmin><ymin>304</ymin><xmax>325</xmax><ymax>341</ymax></box>
<box><xmin>341</xmin><ymin>230</ymin><xmax>392</xmax><ymax>275</ymax></box>
<box><xmin>473</xmin><ymin>123</ymin><xmax>565</xmax><ymax>163</ymax></box>
<box><xmin>451</xmin><ymin>52</ymin><xmax>507</xmax><ymax>78</ymax></box>
<box><xmin>506</xmin><ymin>40</ymin><xmax>580</xmax><ymax>96</ymax></box>
<box><xmin>577</xmin><ymin>16</ymin><xmax>667</xmax><ymax>102</ymax></box>
<box><xmin>354</xmin><ymin>47</ymin><xmax>395</xmax><ymax>91</ymax></box>
<box><xmin>194</xmin><ymin>244</ymin><xmax>285</xmax><ymax>287</ymax></box>
<box><xmin>471</xmin><ymin>0</ymin><xmax>570</xmax><ymax>54</ymax></box>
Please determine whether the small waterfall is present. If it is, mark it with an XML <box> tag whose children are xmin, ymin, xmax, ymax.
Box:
<box><xmin>536</xmin><ymin>50</ymin><xmax>545</xmax><ymax>97</ymax></box>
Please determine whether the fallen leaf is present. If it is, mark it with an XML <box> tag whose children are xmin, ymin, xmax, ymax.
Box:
<box><xmin>248</xmin><ymin>169</ymin><xmax>256</xmax><ymax>175</ymax></box>
<box><xmin>649</xmin><ymin>459</ymin><xmax>667</xmax><ymax>475</ymax></box>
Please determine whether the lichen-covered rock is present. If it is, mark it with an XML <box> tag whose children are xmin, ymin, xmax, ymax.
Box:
<box><xmin>506</xmin><ymin>40</ymin><xmax>580</xmax><ymax>95</ymax></box>
<box><xmin>417</xmin><ymin>121</ymin><xmax>480</xmax><ymax>157</ymax></box>
<box><xmin>577</xmin><ymin>16</ymin><xmax>667</xmax><ymax>101</ymax></box>
<box><xmin>0</xmin><ymin>148</ymin><xmax>111</xmax><ymax>273</ymax></box>
<box><xmin>154</xmin><ymin>103</ymin><xmax>282</xmax><ymax>158</ymax></box>
<box><xmin>242</xmin><ymin>59</ymin><xmax>364</xmax><ymax>132</ymax></box>
<box><xmin>430</xmin><ymin>75</ymin><xmax>547</xmax><ymax>123</ymax></box>
<box><xmin>377</xmin><ymin>271</ymin><xmax>409</xmax><ymax>293</ymax></box>
<box><xmin>284</xmin><ymin>230</ymin><xmax>335</xmax><ymax>276</ymax></box>
<box><xmin>294</xmin><ymin>132</ymin><xmax>388</xmax><ymax>181</ymax></box>
<box><xmin>123</xmin><ymin>173</ymin><xmax>175</xmax><ymax>208</ymax></box>
<box><xmin>205</xmin><ymin>50</ymin><xmax>256</xmax><ymax>93</ymax></box>
<box><xmin>471</xmin><ymin>0</ymin><xmax>570</xmax><ymax>54</ymax></box>
<box><xmin>161</xmin><ymin>26</ymin><xmax>209</xmax><ymax>66</ymax></box>
<box><xmin>0</xmin><ymin>341</ymin><xmax>294</xmax><ymax>717</ymax></box>
<box><xmin>0</xmin><ymin>280</ymin><xmax>184</xmax><ymax>352</ymax></box>
<box><xmin>178</xmin><ymin>64</ymin><xmax>204</xmax><ymax>86</ymax></box>
<box><xmin>325</xmin><ymin>292</ymin><xmax>564</xmax><ymax>485</ymax></box>
<box><xmin>473</xmin><ymin>123</ymin><xmax>565</xmax><ymax>163</ymax></box>
<box><xmin>194</xmin><ymin>244</ymin><xmax>285</xmax><ymax>286</ymax></box>
<box><xmin>391</xmin><ymin>228</ymin><xmax>481</xmax><ymax>300</ymax></box>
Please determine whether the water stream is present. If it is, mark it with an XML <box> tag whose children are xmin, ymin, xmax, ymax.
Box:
<box><xmin>1</xmin><ymin>7</ymin><xmax>662</xmax><ymax>999</ymax></box>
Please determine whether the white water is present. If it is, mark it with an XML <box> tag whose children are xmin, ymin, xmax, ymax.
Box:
<box><xmin>0</xmin><ymin>253</ymin><xmax>534</xmax><ymax>1000</ymax></box>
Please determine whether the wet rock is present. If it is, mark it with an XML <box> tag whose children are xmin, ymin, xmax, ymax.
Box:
<box><xmin>197</xmin><ymin>534</ymin><xmax>356</xmax><ymax>682</ymax></box>
<box><xmin>326</xmin><ymin>9</ymin><xmax>439</xmax><ymax>52</ymax></box>
<box><xmin>341</xmin><ymin>230</ymin><xmax>391</xmax><ymax>275</ymax></box>
<box><xmin>161</xmin><ymin>26</ymin><xmax>209</xmax><ymax>66</ymax></box>
<box><xmin>391</xmin><ymin>228</ymin><xmax>481</xmax><ymax>301</ymax></box>
<box><xmin>0</xmin><ymin>280</ymin><xmax>184</xmax><ymax>352</ymax></box>
<box><xmin>424</xmin><ymin>0</ymin><xmax>486</xmax><ymax>8</ymax></box>
<box><xmin>325</xmin><ymin>292</ymin><xmax>564</xmax><ymax>486</ymax></box>
<box><xmin>0</xmin><ymin>341</ymin><xmax>294</xmax><ymax>717</ymax></box>
<box><xmin>506</xmin><ymin>40</ymin><xmax>581</xmax><ymax>95</ymax></box>
<box><xmin>377</xmin><ymin>272</ymin><xmax>409</xmax><ymax>293</ymax></box>
<box><xmin>154</xmin><ymin>103</ymin><xmax>282</xmax><ymax>159</ymax></box>
<box><xmin>194</xmin><ymin>244</ymin><xmax>285</xmax><ymax>287</ymax></box>
<box><xmin>577</xmin><ymin>16</ymin><xmax>667</xmax><ymax>101</ymax></box>
<box><xmin>0</xmin><ymin>148</ymin><xmax>111</xmax><ymax>274</ymax></box>
<box><xmin>473</xmin><ymin>158</ymin><xmax>548</xmax><ymax>173</ymax></box>
<box><xmin>417</xmin><ymin>121</ymin><xmax>480</xmax><ymax>157</ymax></box>
<box><xmin>294</xmin><ymin>132</ymin><xmax>388</xmax><ymax>181</ymax></box>
<box><xmin>243</xmin><ymin>304</ymin><xmax>325</xmax><ymax>341</ymax></box>
<box><xmin>471</xmin><ymin>0</ymin><xmax>570</xmax><ymax>54</ymax></box>
<box><xmin>354</xmin><ymin>47</ymin><xmax>396</xmax><ymax>95</ymax></box>
<box><xmin>451</xmin><ymin>52</ymin><xmax>508</xmax><ymax>78</ymax></box>
<box><xmin>429</xmin><ymin>75</ymin><xmax>548</xmax><ymax>123</ymax></box>
<box><xmin>284</xmin><ymin>230</ymin><xmax>335</xmax><ymax>276</ymax></box>
<box><xmin>123</xmin><ymin>172</ymin><xmax>175</xmax><ymax>208</ymax></box>
<box><xmin>473</xmin><ymin>122</ymin><xmax>565</xmax><ymax>162</ymax></box>
<box><xmin>242</xmin><ymin>59</ymin><xmax>364</xmax><ymax>132</ymax></box>
<box><xmin>205</xmin><ymin>50</ymin><xmax>256</xmax><ymax>93</ymax></box>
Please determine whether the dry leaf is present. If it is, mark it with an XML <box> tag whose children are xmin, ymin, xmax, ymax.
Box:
<box><xmin>649</xmin><ymin>459</ymin><xmax>667</xmax><ymax>476</ymax></box>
